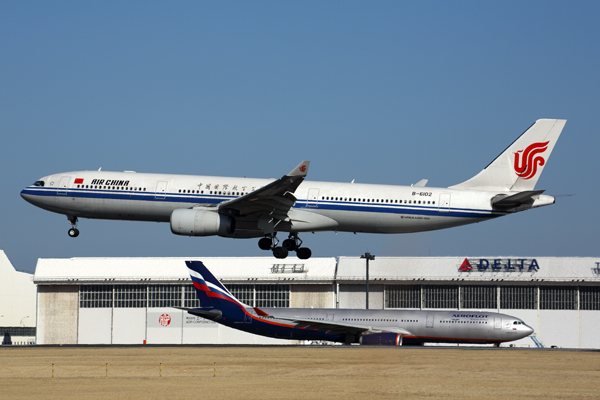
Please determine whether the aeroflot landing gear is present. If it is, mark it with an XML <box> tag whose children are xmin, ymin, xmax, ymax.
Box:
<box><xmin>67</xmin><ymin>216</ymin><xmax>79</xmax><ymax>237</ymax></box>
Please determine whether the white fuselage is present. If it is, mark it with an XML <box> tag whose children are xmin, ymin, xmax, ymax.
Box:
<box><xmin>21</xmin><ymin>170</ymin><xmax>509</xmax><ymax>237</ymax></box>
<box><xmin>254</xmin><ymin>308</ymin><xmax>534</xmax><ymax>345</ymax></box>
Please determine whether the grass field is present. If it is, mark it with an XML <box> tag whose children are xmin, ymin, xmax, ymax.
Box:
<box><xmin>1</xmin><ymin>346</ymin><xmax>599</xmax><ymax>399</ymax></box>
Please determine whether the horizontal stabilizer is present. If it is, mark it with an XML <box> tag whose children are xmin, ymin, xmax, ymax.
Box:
<box><xmin>491</xmin><ymin>190</ymin><xmax>546</xmax><ymax>210</ymax></box>
<box><xmin>176</xmin><ymin>307</ymin><xmax>223</xmax><ymax>321</ymax></box>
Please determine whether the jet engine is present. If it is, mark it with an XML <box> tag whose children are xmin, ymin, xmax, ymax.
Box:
<box><xmin>170</xmin><ymin>208</ymin><xmax>235</xmax><ymax>237</ymax></box>
<box><xmin>359</xmin><ymin>333</ymin><xmax>402</xmax><ymax>346</ymax></box>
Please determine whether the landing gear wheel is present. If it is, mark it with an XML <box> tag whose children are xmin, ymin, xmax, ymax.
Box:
<box><xmin>296</xmin><ymin>247</ymin><xmax>312</xmax><ymax>260</ymax></box>
<box><xmin>258</xmin><ymin>237</ymin><xmax>272</xmax><ymax>250</ymax></box>
<box><xmin>282</xmin><ymin>239</ymin><xmax>297</xmax><ymax>251</ymax></box>
<box><xmin>67</xmin><ymin>216</ymin><xmax>79</xmax><ymax>238</ymax></box>
<box><xmin>273</xmin><ymin>246</ymin><xmax>289</xmax><ymax>259</ymax></box>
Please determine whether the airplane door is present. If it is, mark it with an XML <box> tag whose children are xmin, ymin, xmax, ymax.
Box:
<box><xmin>307</xmin><ymin>188</ymin><xmax>320</xmax><ymax>208</ymax></box>
<box><xmin>438</xmin><ymin>193</ymin><xmax>451</xmax><ymax>212</ymax></box>
<box><xmin>426</xmin><ymin>314</ymin><xmax>434</xmax><ymax>328</ymax></box>
<box><xmin>155</xmin><ymin>181</ymin><xmax>168</xmax><ymax>200</ymax></box>
<box><xmin>57</xmin><ymin>176</ymin><xmax>71</xmax><ymax>195</ymax></box>
<box><xmin>494</xmin><ymin>317</ymin><xmax>502</xmax><ymax>330</ymax></box>
<box><xmin>326</xmin><ymin>313</ymin><xmax>334</xmax><ymax>321</ymax></box>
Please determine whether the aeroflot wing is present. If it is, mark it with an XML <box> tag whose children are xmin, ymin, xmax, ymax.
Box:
<box><xmin>266</xmin><ymin>314</ymin><xmax>412</xmax><ymax>337</ymax></box>
<box><xmin>216</xmin><ymin>160</ymin><xmax>310</xmax><ymax>218</ymax></box>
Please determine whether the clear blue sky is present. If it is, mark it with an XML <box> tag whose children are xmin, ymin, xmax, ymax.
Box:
<box><xmin>2</xmin><ymin>1</ymin><xmax>599</xmax><ymax>272</ymax></box>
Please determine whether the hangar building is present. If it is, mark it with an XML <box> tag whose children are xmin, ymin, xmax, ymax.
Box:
<box><xmin>32</xmin><ymin>255</ymin><xmax>600</xmax><ymax>348</ymax></box>
<box><xmin>0</xmin><ymin>250</ymin><xmax>36</xmax><ymax>344</ymax></box>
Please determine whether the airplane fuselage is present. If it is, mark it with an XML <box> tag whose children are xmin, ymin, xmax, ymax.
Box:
<box><xmin>200</xmin><ymin>306</ymin><xmax>532</xmax><ymax>345</ymax></box>
<box><xmin>20</xmin><ymin>120</ymin><xmax>566</xmax><ymax>258</ymax></box>
<box><xmin>21</xmin><ymin>170</ymin><xmax>508</xmax><ymax>237</ymax></box>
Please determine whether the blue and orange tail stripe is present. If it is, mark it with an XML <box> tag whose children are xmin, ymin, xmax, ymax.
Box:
<box><xmin>186</xmin><ymin>261</ymin><xmax>243</xmax><ymax>308</ymax></box>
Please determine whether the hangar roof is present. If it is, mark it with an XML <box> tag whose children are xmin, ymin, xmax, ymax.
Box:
<box><xmin>33</xmin><ymin>256</ymin><xmax>600</xmax><ymax>285</ymax></box>
<box><xmin>33</xmin><ymin>257</ymin><xmax>337</xmax><ymax>284</ymax></box>
<box><xmin>337</xmin><ymin>256</ymin><xmax>600</xmax><ymax>283</ymax></box>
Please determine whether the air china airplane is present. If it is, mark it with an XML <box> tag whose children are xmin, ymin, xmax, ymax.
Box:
<box><xmin>21</xmin><ymin>119</ymin><xmax>566</xmax><ymax>260</ymax></box>
<box><xmin>181</xmin><ymin>260</ymin><xmax>534</xmax><ymax>346</ymax></box>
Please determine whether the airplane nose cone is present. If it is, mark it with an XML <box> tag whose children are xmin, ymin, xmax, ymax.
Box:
<box><xmin>524</xmin><ymin>325</ymin><xmax>534</xmax><ymax>337</ymax></box>
<box><xmin>20</xmin><ymin>188</ymin><xmax>36</xmax><ymax>205</ymax></box>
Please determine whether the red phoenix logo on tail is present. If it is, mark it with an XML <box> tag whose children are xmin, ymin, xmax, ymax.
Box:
<box><xmin>514</xmin><ymin>141</ymin><xmax>549</xmax><ymax>180</ymax></box>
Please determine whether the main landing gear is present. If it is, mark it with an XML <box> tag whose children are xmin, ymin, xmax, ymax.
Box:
<box><xmin>67</xmin><ymin>216</ymin><xmax>79</xmax><ymax>237</ymax></box>
<box><xmin>258</xmin><ymin>233</ymin><xmax>312</xmax><ymax>260</ymax></box>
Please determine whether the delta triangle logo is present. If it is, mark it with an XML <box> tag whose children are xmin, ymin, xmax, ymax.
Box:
<box><xmin>458</xmin><ymin>258</ymin><xmax>472</xmax><ymax>272</ymax></box>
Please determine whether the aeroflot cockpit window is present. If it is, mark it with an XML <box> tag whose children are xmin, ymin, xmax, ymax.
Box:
<box><xmin>33</xmin><ymin>180</ymin><xmax>45</xmax><ymax>187</ymax></box>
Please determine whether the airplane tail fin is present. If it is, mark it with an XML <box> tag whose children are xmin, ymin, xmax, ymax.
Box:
<box><xmin>449</xmin><ymin>119</ymin><xmax>566</xmax><ymax>192</ymax></box>
<box><xmin>185</xmin><ymin>261</ymin><xmax>245</xmax><ymax>309</ymax></box>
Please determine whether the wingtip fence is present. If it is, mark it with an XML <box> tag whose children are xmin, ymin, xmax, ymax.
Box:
<box><xmin>0</xmin><ymin>362</ymin><xmax>216</xmax><ymax>378</ymax></box>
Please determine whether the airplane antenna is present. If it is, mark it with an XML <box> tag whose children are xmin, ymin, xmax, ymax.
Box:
<box><xmin>351</xmin><ymin>179</ymin><xmax>355</xmax><ymax>184</ymax></box>
<box><xmin>98</xmin><ymin>167</ymin><xmax>102</xmax><ymax>171</ymax></box>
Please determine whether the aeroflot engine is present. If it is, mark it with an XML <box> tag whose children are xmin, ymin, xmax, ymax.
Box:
<box><xmin>170</xmin><ymin>208</ymin><xmax>235</xmax><ymax>237</ymax></box>
<box><xmin>359</xmin><ymin>333</ymin><xmax>402</xmax><ymax>346</ymax></box>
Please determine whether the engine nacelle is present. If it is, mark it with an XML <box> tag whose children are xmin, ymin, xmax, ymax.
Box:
<box><xmin>359</xmin><ymin>333</ymin><xmax>402</xmax><ymax>346</ymax></box>
<box><xmin>170</xmin><ymin>208</ymin><xmax>235</xmax><ymax>237</ymax></box>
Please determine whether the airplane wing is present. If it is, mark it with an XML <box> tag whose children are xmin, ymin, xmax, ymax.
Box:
<box><xmin>263</xmin><ymin>313</ymin><xmax>412</xmax><ymax>337</ymax></box>
<box><xmin>216</xmin><ymin>160</ymin><xmax>310</xmax><ymax>221</ymax></box>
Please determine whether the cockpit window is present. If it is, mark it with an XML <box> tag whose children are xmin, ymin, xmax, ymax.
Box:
<box><xmin>33</xmin><ymin>180</ymin><xmax>45</xmax><ymax>187</ymax></box>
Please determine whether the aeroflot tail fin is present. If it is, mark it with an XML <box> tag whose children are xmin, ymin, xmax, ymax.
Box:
<box><xmin>185</xmin><ymin>261</ymin><xmax>244</xmax><ymax>309</ymax></box>
<box><xmin>449</xmin><ymin>119</ymin><xmax>566</xmax><ymax>191</ymax></box>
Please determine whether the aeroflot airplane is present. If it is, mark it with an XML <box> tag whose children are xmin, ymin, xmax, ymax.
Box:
<box><xmin>21</xmin><ymin>119</ymin><xmax>566</xmax><ymax>260</ymax></box>
<box><xmin>182</xmin><ymin>260</ymin><xmax>534</xmax><ymax>345</ymax></box>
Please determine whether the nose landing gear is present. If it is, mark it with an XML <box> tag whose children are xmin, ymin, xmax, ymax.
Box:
<box><xmin>67</xmin><ymin>216</ymin><xmax>79</xmax><ymax>237</ymax></box>
<box><xmin>258</xmin><ymin>233</ymin><xmax>312</xmax><ymax>259</ymax></box>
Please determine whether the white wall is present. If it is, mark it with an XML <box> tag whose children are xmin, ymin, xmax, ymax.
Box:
<box><xmin>79</xmin><ymin>309</ymin><xmax>111</xmax><ymax>344</ymax></box>
<box><xmin>0</xmin><ymin>250</ymin><xmax>36</xmax><ymax>329</ymax></box>
<box><xmin>112</xmin><ymin>309</ymin><xmax>146</xmax><ymax>344</ymax></box>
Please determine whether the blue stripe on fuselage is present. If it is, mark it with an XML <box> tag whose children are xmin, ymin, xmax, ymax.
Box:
<box><xmin>20</xmin><ymin>186</ymin><xmax>507</xmax><ymax>219</ymax></box>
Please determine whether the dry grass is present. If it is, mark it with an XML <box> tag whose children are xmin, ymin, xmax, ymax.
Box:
<box><xmin>1</xmin><ymin>346</ymin><xmax>599</xmax><ymax>399</ymax></box>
